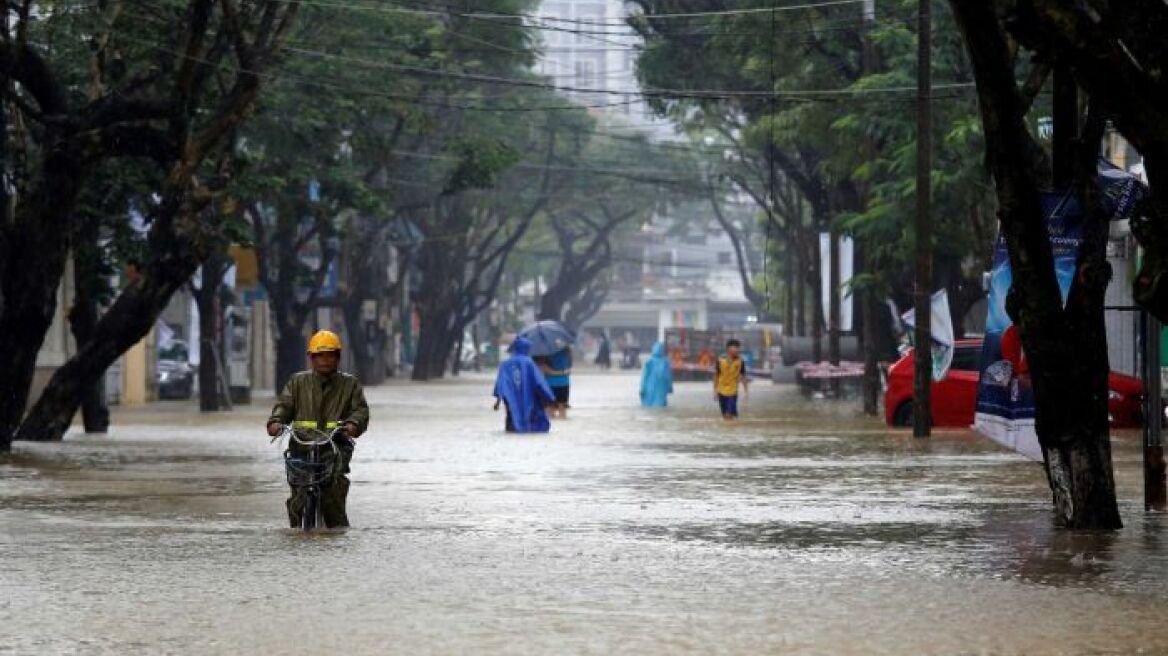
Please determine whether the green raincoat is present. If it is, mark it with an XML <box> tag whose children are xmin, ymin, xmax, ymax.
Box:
<box><xmin>269</xmin><ymin>371</ymin><xmax>370</xmax><ymax>528</ymax></box>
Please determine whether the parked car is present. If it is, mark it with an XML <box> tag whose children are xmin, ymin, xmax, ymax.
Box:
<box><xmin>885</xmin><ymin>338</ymin><xmax>1144</xmax><ymax>428</ymax></box>
<box><xmin>157</xmin><ymin>339</ymin><xmax>195</xmax><ymax>400</ymax></box>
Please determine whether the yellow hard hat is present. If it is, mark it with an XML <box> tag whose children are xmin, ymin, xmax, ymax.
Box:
<box><xmin>307</xmin><ymin>330</ymin><xmax>343</xmax><ymax>354</ymax></box>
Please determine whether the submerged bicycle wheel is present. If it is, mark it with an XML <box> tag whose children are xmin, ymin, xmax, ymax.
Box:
<box><xmin>301</xmin><ymin>489</ymin><xmax>319</xmax><ymax>531</ymax></box>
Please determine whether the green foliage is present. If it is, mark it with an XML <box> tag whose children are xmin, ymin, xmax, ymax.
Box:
<box><xmin>444</xmin><ymin>136</ymin><xmax>522</xmax><ymax>194</ymax></box>
<box><xmin>633</xmin><ymin>0</ymin><xmax>996</xmax><ymax>306</ymax></box>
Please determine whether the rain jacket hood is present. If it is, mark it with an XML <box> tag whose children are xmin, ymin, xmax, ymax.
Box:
<box><xmin>512</xmin><ymin>336</ymin><xmax>532</xmax><ymax>356</ymax></box>
<box><xmin>640</xmin><ymin>342</ymin><xmax>673</xmax><ymax>408</ymax></box>
<box><xmin>495</xmin><ymin>338</ymin><xmax>556</xmax><ymax>433</ymax></box>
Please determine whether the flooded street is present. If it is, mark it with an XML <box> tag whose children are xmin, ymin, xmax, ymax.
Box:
<box><xmin>2</xmin><ymin>372</ymin><xmax>1167</xmax><ymax>654</ymax></box>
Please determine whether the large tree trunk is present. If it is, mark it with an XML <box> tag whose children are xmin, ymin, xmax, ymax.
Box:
<box><xmin>274</xmin><ymin>327</ymin><xmax>304</xmax><ymax>395</ymax></box>
<box><xmin>341</xmin><ymin>296</ymin><xmax>386</xmax><ymax>385</ymax></box>
<box><xmin>538</xmin><ymin>287</ymin><xmax>566</xmax><ymax>323</ymax></box>
<box><xmin>68</xmin><ymin>215</ymin><xmax>111</xmax><ymax>433</ymax></box>
<box><xmin>0</xmin><ymin>144</ymin><xmax>85</xmax><ymax>450</ymax></box>
<box><xmin>411</xmin><ymin>315</ymin><xmax>454</xmax><ymax>381</ymax></box>
<box><xmin>410</xmin><ymin>244</ymin><xmax>453</xmax><ymax>381</ymax></box>
<box><xmin>451</xmin><ymin>330</ymin><xmax>465</xmax><ymax>377</ymax></box>
<box><xmin>196</xmin><ymin>256</ymin><xmax>228</xmax><ymax>411</ymax></box>
<box><xmin>950</xmin><ymin>0</ymin><xmax>1120</xmax><ymax>529</ymax></box>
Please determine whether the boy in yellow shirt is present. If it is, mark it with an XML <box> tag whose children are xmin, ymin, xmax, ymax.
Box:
<box><xmin>714</xmin><ymin>339</ymin><xmax>748</xmax><ymax>420</ymax></box>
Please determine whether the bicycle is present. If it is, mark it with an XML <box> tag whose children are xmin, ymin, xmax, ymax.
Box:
<box><xmin>272</xmin><ymin>424</ymin><xmax>346</xmax><ymax>531</ymax></box>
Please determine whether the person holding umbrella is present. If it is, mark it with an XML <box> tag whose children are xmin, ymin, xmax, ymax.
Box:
<box><xmin>594</xmin><ymin>332</ymin><xmax>612</xmax><ymax>370</ymax></box>
<box><xmin>538</xmin><ymin>347</ymin><xmax>572</xmax><ymax>419</ymax></box>
<box><xmin>516</xmin><ymin>320</ymin><xmax>576</xmax><ymax>418</ymax></box>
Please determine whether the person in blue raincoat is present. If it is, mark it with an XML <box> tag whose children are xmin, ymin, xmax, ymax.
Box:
<box><xmin>493</xmin><ymin>337</ymin><xmax>556</xmax><ymax>433</ymax></box>
<box><xmin>640</xmin><ymin>342</ymin><xmax>674</xmax><ymax>408</ymax></box>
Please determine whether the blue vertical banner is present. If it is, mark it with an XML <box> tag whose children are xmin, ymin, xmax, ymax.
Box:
<box><xmin>974</xmin><ymin>192</ymin><xmax>1083</xmax><ymax>460</ymax></box>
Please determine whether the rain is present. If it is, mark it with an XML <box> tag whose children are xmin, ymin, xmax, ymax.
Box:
<box><xmin>2</xmin><ymin>1</ymin><xmax>1168</xmax><ymax>654</ymax></box>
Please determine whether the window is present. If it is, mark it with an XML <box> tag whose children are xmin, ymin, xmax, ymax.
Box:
<box><xmin>575</xmin><ymin>60</ymin><xmax>596</xmax><ymax>89</ymax></box>
<box><xmin>951</xmin><ymin>346</ymin><xmax>982</xmax><ymax>372</ymax></box>
<box><xmin>543</xmin><ymin>3</ymin><xmax>569</xmax><ymax>46</ymax></box>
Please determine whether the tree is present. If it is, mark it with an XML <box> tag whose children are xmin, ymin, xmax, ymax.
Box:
<box><xmin>407</xmin><ymin>122</ymin><xmax>569</xmax><ymax>380</ymax></box>
<box><xmin>632</xmin><ymin>0</ymin><xmax>995</xmax><ymax>408</ymax></box>
<box><xmin>9</xmin><ymin>0</ymin><xmax>302</xmax><ymax>448</ymax></box>
<box><xmin>631</xmin><ymin>0</ymin><xmax>873</xmax><ymax>367</ymax></box>
<box><xmin>193</xmin><ymin>245</ymin><xmax>233</xmax><ymax>412</ymax></box>
<box><xmin>537</xmin><ymin>136</ymin><xmax>675</xmax><ymax>330</ymax></box>
<box><xmin>947</xmin><ymin>0</ymin><xmax>1125</xmax><ymax>528</ymax></box>
<box><xmin>337</xmin><ymin>212</ymin><xmax>403</xmax><ymax>385</ymax></box>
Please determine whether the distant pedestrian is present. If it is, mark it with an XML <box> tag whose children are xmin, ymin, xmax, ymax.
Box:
<box><xmin>713</xmin><ymin>339</ymin><xmax>749</xmax><ymax>420</ymax></box>
<box><xmin>640</xmin><ymin>342</ymin><xmax>674</xmax><ymax>408</ymax></box>
<box><xmin>493</xmin><ymin>337</ymin><xmax>556</xmax><ymax>433</ymax></box>
<box><xmin>595</xmin><ymin>333</ymin><xmax>612</xmax><ymax>369</ymax></box>
<box><xmin>538</xmin><ymin>348</ymin><xmax>572</xmax><ymax>419</ymax></box>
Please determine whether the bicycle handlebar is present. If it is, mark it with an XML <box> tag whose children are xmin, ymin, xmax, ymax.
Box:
<box><xmin>271</xmin><ymin>424</ymin><xmax>348</xmax><ymax>445</ymax></box>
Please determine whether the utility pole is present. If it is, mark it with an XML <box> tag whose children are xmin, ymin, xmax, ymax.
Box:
<box><xmin>1142</xmin><ymin>311</ymin><xmax>1166</xmax><ymax>510</ymax></box>
<box><xmin>829</xmin><ymin>229</ymin><xmax>840</xmax><ymax>367</ymax></box>
<box><xmin>912</xmin><ymin>0</ymin><xmax>933</xmax><ymax>438</ymax></box>
<box><xmin>0</xmin><ymin>4</ymin><xmax>9</xmax><ymax>232</ymax></box>
<box><xmin>859</xmin><ymin>0</ymin><xmax>879</xmax><ymax>414</ymax></box>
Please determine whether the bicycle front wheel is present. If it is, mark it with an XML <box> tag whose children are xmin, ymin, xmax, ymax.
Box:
<box><xmin>301</xmin><ymin>488</ymin><xmax>319</xmax><ymax>531</ymax></box>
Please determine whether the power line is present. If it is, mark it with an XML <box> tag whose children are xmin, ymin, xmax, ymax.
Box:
<box><xmin>282</xmin><ymin>0</ymin><xmax>867</xmax><ymax>27</ymax></box>
<box><xmin>274</xmin><ymin>0</ymin><xmax>920</xmax><ymax>42</ymax></box>
<box><xmin>282</xmin><ymin>44</ymin><xmax>975</xmax><ymax>100</ymax></box>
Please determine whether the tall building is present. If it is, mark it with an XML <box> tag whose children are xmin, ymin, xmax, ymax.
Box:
<box><xmin>535</xmin><ymin>0</ymin><xmax>674</xmax><ymax>138</ymax></box>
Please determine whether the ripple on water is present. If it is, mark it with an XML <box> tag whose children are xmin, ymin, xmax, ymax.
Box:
<box><xmin>2</xmin><ymin>374</ymin><xmax>1167</xmax><ymax>654</ymax></box>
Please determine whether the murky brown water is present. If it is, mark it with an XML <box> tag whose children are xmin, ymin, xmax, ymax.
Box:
<box><xmin>2</xmin><ymin>372</ymin><xmax>1167</xmax><ymax>654</ymax></box>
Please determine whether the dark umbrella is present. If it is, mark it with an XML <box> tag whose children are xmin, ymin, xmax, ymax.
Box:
<box><xmin>517</xmin><ymin>320</ymin><xmax>576</xmax><ymax>356</ymax></box>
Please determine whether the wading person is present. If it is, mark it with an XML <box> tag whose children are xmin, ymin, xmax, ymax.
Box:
<box><xmin>595</xmin><ymin>332</ymin><xmax>612</xmax><ymax>370</ymax></box>
<box><xmin>640</xmin><ymin>342</ymin><xmax>674</xmax><ymax>408</ymax></box>
<box><xmin>539</xmin><ymin>347</ymin><xmax>572</xmax><ymax>419</ymax></box>
<box><xmin>494</xmin><ymin>337</ymin><xmax>556</xmax><ymax>433</ymax></box>
<box><xmin>266</xmin><ymin>330</ymin><xmax>369</xmax><ymax>528</ymax></box>
<box><xmin>713</xmin><ymin>338</ymin><xmax>748</xmax><ymax>420</ymax></box>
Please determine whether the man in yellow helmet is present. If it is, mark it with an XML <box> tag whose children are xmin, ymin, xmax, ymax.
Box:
<box><xmin>266</xmin><ymin>330</ymin><xmax>370</xmax><ymax>528</ymax></box>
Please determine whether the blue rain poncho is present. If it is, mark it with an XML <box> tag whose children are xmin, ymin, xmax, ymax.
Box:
<box><xmin>640</xmin><ymin>342</ymin><xmax>674</xmax><ymax>408</ymax></box>
<box><xmin>494</xmin><ymin>337</ymin><xmax>556</xmax><ymax>433</ymax></box>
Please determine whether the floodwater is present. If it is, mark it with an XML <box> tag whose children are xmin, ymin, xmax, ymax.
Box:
<box><xmin>2</xmin><ymin>372</ymin><xmax>1167</xmax><ymax>655</ymax></box>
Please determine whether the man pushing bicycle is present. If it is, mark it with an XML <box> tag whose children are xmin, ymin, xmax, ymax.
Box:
<box><xmin>266</xmin><ymin>330</ymin><xmax>370</xmax><ymax>528</ymax></box>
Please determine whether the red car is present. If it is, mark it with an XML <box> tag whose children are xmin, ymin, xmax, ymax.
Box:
<box><xmin>884</xmin><ymin>338</ymin><xmax>1145</xmax><ymax>428</ymax></box>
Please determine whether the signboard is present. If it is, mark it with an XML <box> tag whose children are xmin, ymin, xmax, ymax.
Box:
<box><xmin>973</xmin><ymin>160</ymin><xmax>1149</xmax><ymax>459</ymax></box>
<box><xmin>973</xmin><ymin>192</ymin><xmax>1082</xmax><ymax>461</ymax></box>
<box><xmin>819</xmin><ymin>233</ymin><xmax>855</xmax><ymax>332</ymax></box>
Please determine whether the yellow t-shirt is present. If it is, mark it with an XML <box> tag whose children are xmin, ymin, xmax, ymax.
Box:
<box><xmin>715</xmin><ymin>356</ymin><xmax>744</xmax><ymax>397</ymax></box>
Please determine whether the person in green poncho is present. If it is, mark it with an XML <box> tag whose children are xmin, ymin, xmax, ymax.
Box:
<box><xmin>266</xmin><ymin>330</ymin><xmax>370</xmax><ymax>528</ymax></box>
